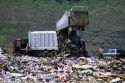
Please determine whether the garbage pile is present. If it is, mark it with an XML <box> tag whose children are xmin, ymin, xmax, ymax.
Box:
<box><xmin>0</xmin><ymin>53</ymin><xmax>125</xmax><ymax>83</ymax></box>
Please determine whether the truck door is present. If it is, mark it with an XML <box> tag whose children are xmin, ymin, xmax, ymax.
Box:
<box><xmin>13</xmin><ymin>39</ymin><xmax>21</xmax><ymax>54</ymax></box>
<box><xmin>13</xmin><ymin>39</ymin><xmax>28</xmax><ymax>55</ymax></box>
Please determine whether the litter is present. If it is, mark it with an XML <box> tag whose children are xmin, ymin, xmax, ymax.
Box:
<box><xmin>0</xmin><ymin>54</ymin><xmax>124</xmax><ymax>83</ymax></box>
<box><xmin>111</xmin><ymin>77</ymin><xmax>120</xmax><ymax>83</ymax></box>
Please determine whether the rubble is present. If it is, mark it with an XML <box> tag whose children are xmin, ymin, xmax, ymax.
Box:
<box><xmin>0</xmin><ymin>48</ymin><xmax>7</xmax><ymax>59</ymax></box>
<box><xmin>0</xmin><ymin>54</ymin><xmax>125</xmax><ymax>83</ymax></box>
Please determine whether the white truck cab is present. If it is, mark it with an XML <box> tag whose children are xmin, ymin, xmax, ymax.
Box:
<box><xmin>103</xmin><ymin>49</ymin><xmax>121</xmax><ymax>58</ymax></box>
<box><xmin>103</xmin><ymin>49</ymin><xmax>120</xmax><ymax>55</ymax></box>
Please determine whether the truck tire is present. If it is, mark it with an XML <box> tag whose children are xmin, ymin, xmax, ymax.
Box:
<box><xmin>51</xmin><ymin>51</ymin><xmax>57</xmax><ymax>57</ymax></box>
<box><xmin>43</xmin><ymin>50</ymin><xmax>49</xmax><ymax>57</ymax></box>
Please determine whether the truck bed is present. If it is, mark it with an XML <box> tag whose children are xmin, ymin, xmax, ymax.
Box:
<box><xmin>56</xmin><ymin>6</ymin><xmax>89</xmax><ymax>31</ymax></box>
<box><xmin>28</xmin><ymin>31</ymin><xmax>58</xmax><ymax>50</ymax></box>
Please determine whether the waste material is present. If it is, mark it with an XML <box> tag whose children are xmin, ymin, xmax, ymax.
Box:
<box><xmin>0</xmin><ymin>54</ymin><xmax>125</xmax><ymax>83</ymax></box>
<box><xmin>111</xmin><ymin>77</ymin><xmax>120</xmax><ymax>83</ymax></box>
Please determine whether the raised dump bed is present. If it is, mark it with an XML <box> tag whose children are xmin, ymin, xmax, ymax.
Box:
<box><xmin>56</xmin><ymin>6</ymin><xmax>89</xmax><ymax>31</ymax></box>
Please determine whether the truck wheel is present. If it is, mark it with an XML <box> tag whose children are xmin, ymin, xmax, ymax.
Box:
<box><xmin>51</xmin><ymin>51</ymin><xmax>57</xmax><ymax>57</ymax></box>
<box><xmin>43</xmin><ymin>50</ymin><xmax>49</xmax><ymax>57</ymax></box>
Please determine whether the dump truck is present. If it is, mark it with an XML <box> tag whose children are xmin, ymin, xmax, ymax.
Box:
<box><xmin>13</xmin><ymin>6</ymin><xmax>89</xmax><ymax>57</ymax></box>
<box><xmin>56</xmin><ymin>6</ymin><xmax>89</xmax><ymax>57</ymax></box>
<box><xmin>13</xmin><ymin>31</ymin><xmax>58</xmax><ymax>56</ymax></box>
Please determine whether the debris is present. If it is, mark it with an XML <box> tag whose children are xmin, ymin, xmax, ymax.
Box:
<box><xmin>0</xmin><ymin>48</ymin><xmax>3</xmax><ymax>54</ymax></box>
<box><xmin>10</xmin><ymin>73</ymin><xmax>23</xmax><ymax>77</ymax></box>
<box><xmin>73</xmin><ymin>64</ymin><xmax>93</xmax><ymax>69</ymax></box>
<box><xmin>110</xmin><ymin>77</ymin><xmax>120</xmax><ymax>83</ymax></box>
<box><xmin>0</xmin><ymin>54</ymin><xmax>124</xmax><ymax>83</ymax></box>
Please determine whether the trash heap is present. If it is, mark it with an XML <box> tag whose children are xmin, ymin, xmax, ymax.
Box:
<box><xmin>0</xmin><ymin>53</ymin><xmax>125</xmax><ymax>83</ymax></box>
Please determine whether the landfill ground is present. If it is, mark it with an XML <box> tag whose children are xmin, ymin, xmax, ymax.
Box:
<box><xmin>0</xmin><ymin>53</ymin><xmax>125</xmax><ymax>83</ymax></box>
